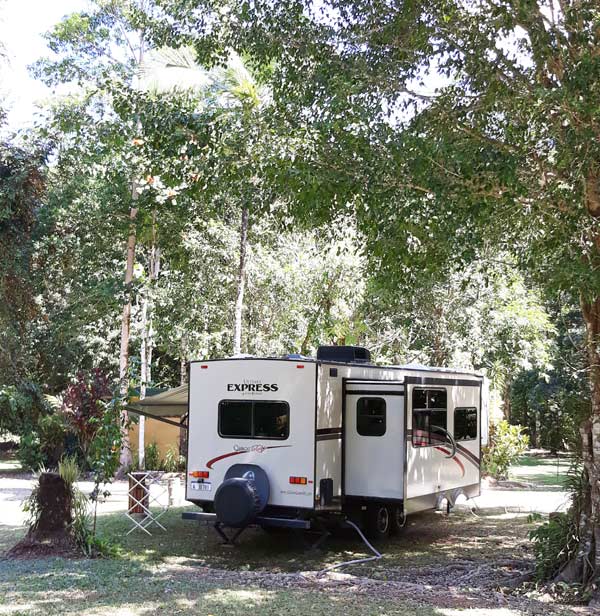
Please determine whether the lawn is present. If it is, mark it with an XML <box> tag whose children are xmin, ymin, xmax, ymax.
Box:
<box><xmin>0</xmin><ymin>453</ymin><xmax>579</xmax><ymax>615</ymax></box>
<box><xmin>510</xmin><ymin>455</ymin><xmax>573</xmax><ymax>489</ymax></box>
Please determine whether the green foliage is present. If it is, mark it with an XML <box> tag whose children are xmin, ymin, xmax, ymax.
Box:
<box><xmin>0</xmin><ymin>383</ymin><xmax>47</xmax><ymax>438</ymax></box>
<box><xmin>17</xmin><ymin>433</ymin><xmax>44</xmax><ymax>472</ymax></box>
<box><xmin>510</xmin><ymin>301</ymin><xmax>590</xmax><ymax>454</ymax></box>
<box><xmin>529</xmin><ymin>512</ymin><xmax>579</xmax><ymax>582</ymax></box>
<box><xmin>161</xmin><ymin>446</ymin><xmax>185</xmax><ymax>472</ymax></box>
<box><xmin>38</xmin><ymin>413</ymin><xmax>69</xmax><ymax>466</ymax></box>
<box><xmin>529</xmin><ymin>467</ymin><xmax>586</xmax><ymax>581</ymax></box>
<box><xmin>21</xmin><ymin>473</ymin><xmax>43</xmax><ymax>529</ymax></box>
<box><xmin>58</xmin><ymin>454</ymin><xmax>79</xmax><ymax>487</ymax></box>
<box><xmin>162</xmin><ymin>446</ymin><xmax>178</xmax><ymax>472</ymax></box>
<box><xmin>482</xmin><ymin>421</ymin><xmax>529</xmax><ymax>480</ymax></box>
<box><xmin>144</xmin><ymin>442</ymin><xmax>160</xmax><ymax>470</ymax></box>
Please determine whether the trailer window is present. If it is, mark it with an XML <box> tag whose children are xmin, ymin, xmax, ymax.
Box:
<box><xmin>254</xmin><ymin>402</ymin><xmax>289</xmax><ymax>438</ymax></box>
<box><xmin>412</xmin><ymin>388</ymin><xmax>447</xmax><ymax>447</ymax></box>
<box><xmin>454</xmin><ymin>407</ymin><xmax>477</xmax><ymax>441</ymax></box>
<box><xmin>218</xmin><ymin>400</ymin><xmax>289</xmax><ymax>439</ymax></box>
<box><xmin>357</xmin><ymin>397</ymin><xmax>386</xmax><ymax>436</ymax></box>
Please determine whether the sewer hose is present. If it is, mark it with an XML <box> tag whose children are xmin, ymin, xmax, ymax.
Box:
<box><xmin>319</xmin><ymin>519</ymin><xmax>382</xmax><ymax>575</ymax></box>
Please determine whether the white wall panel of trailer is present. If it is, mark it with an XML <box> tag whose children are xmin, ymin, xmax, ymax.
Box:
<box><xmin>405</xmin><ymin>379</ymin><xmax>481</xmax><ymax>506</ymax></box>
<box><xmin>186</xmin><ymin>359</ymin><xmax>317</xmax><ymax>510</ymax></box>
<box><xmin>315</xmin><ymin>363</ymin><xmax>483</xmax><ymax>511</ymax></box>
<box><xmin>315</xmin><ymin>363</ymin><xmax>409</xmax><ymax>505</ymax></box>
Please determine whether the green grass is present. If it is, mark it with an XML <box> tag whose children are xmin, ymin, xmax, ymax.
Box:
<box><xmin>0</xmin><ymin>506</ymin><xmax>542</xmax><ymax>615</ymax></box>
<box><xmin>0</xmin><ymin>452</ymin><xmax>575</xmax><ymax>614</ymax></box>
<box><xmin>0</xmin><ymin>559</ymin><xmax>439</xmax><ymax>616</ymax></box>
<box><xmin>510</xmin><ymin>454</ymin><xmax>573</xmax><ymax>488</ymax></box>
<box><xmin>0</xmin><ymin>555</ymin><xmax>436</xmax><ymax>615</ymax></box>
<box><xmin>93</xmin><ymin>506</ymin><xmax>536</xmax><ymax>578</ymax></box>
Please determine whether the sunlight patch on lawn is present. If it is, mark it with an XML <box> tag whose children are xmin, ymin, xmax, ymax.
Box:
<box><xmin>202</xmin><ymin>587</ymin><xmax>272</xmax><ymax>607</ymax></box>
<box><xmin>0</xmin><ymin>602</ymin><xmax>36</xmax><ymax>615</ymax></box>
<box><xmin>438</xmin><ymin>609</ymin><xmax>523</xmax><ymax>616</ymax></box>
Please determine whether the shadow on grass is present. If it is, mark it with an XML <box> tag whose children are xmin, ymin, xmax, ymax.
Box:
<box><xmin>0</xmin><ymin>505</ymin><xmax>556</xmax><ymax>615</ymax></box>
<box><xmin>93</xmin><ymin>504</ymin><xmax>536</xmax><ymax>578</ymax></box>
<box><xmin>0</xmin><ymin>543</ymin><xmax>441</xmax><ymax>616</ymax></box>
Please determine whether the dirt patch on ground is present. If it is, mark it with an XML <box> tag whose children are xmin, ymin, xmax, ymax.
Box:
<box><xmin>6</xmin><ymin>529</ymin><xmax>80</xmax><ymax>559</ymax></box>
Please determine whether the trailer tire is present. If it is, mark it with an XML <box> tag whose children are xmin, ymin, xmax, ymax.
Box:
<box><xmin>390</xmin><ymin>506</ymin><xmax>406</xmax><ymax>535</ymax></box>
<box><xmin>366</xmin><ymin>504</ymin><xmax>391</xmax><ymax>540</ymax></box>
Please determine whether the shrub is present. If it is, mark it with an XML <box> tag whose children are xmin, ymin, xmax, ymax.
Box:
<box><xmin>38</xmin><ymin>413</ymin><xmax>69</xmax><ymax>466</ymax></box>
<box><xmin>0</xmin><ymin>382</ymin><xmax>46</xmax><ymax>438</ymax></box>
<box><xmin>529</xmin><ymin>466</ymin><xmax>586</xmax><ymax>581</ymax></box>
<box><xmin>162</xmin><ymin>446</ymin><xmax>180</xmax><ymax>472</ymax></box>
<box><xmin>482</xmin><ymin>420</ymin><xmax>529</xmax><ymax>479</ymax></box>
<box><xmin>62</xmin><ymin>369</ymin><xmax>112</xmax><ymax>463</ymax></box>
<box><xmin>144</xmin><ymin>442</ymin><xmax>161</xmax><ymax>470</ymax></box>
<box><xmin>18</xmin><ymin>432</ymin><xmax>44</xmax><ymax>471</ymax></box>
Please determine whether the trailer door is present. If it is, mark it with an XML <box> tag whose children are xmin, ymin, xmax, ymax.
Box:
<box><xmin>343</xmin><ymin>380</ymin><xmax>404</xmax><ymax>500</ymax></box>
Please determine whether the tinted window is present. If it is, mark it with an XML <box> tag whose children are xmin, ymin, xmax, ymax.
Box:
<box><xmin>455</xmin><ymin>407</ymin><xmax>477</xmax><ymax>441</ymax></box>
<box><xmin>357</xmin><ymin>397</ymin><xmax>386</xmax><ymax>436</ymax></box>
<box><xmin>412</xmin><ymin>388</ymin><xmax>447</xmax><ymax>447</ymax></box>
<box><xmin>254</xmin><ymin>401</ymin><xmax>289</xmax><ymax>438</ymax></box>
<box><xmin>219</xmin><ymin>400</ymin><xmax>252</xmax><ymax>437</ymax></box>
<box><xmin>218</xmin><ymin>400</ymin><xmax>289</xmax><ymax>439</ymax></box>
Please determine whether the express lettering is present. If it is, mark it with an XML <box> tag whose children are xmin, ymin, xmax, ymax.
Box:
<box><xmin>226</xmin><ymin>383</ymin><xmax>279</xmax><ymax>392</ymax></box>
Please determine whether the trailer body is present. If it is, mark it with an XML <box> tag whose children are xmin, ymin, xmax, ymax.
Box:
<box><xmin>184</xmin><ymin>354</ymin><xmax>486</xmax><ymax>533</ymax></box>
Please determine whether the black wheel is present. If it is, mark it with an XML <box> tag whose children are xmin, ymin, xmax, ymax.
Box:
<box><xmin>390</xmin><ymin>506</ymin><xmax>406</xmax><ymax>535</ymax></box>
<box><xmin>366</xmin><ymin>504</ymin><xmax>391</xmax><ymax>540</ymax></box>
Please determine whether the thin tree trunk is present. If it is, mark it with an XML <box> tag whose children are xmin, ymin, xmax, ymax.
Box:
<box><xmin>571</xmin><ymin>294</ymin><xmax>600</xmax><ymax>596</ymax></box>
<box><xmin>233</xmin><ymin>206</ymin><xmax>249</xmax><ymax>356</ymax></box>
<box><xmin>117</xmin><ymin>36</ymin><xmax>147</xmax><ymax>476</ymax></box>
<box><xmin>502</xmin><ymin>380</ymin><xmax>512</xmax><ymax>423</ymax></box>
<box><xmin>180</xmin><ymin>333</ymin><xmax>188</xmax><ymax>385</ymax></box>
<box><xmin>138</xmin><ymin>290</ymin><xmax>148</xmax><ymax>470</ymax></box>
<box><xmin>118</xmin><ymin>203</ymin><xmax>138</xmax><ymax>473</ymax></box>
<box><xmin>138</xmin><ymin>226</ymin><xmax>161</xmax><ymax>470</ymax></box>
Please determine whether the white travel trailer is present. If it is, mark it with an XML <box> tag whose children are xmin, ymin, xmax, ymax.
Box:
<box><xmin>149</xmin><ymin>346</ymin><xmax>488</xmax><ymax>541</ymax></box>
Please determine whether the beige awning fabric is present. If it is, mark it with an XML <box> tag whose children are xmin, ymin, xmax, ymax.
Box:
<box><xmin>126</xmin><ymin>384</ymin><xmax>189</xmax><ymax>418</ymax></box>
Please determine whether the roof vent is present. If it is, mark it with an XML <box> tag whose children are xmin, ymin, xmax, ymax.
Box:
<box><xmin>316</xmin><ymin>346</ymin><xmax>371</xmax><ymax>364</ymax></box>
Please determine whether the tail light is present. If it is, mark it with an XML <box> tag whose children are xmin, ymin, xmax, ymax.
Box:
<box><xmin>190</xmin><ymin>471</ymin><xmax>209</xmax><ymax>479</ymax></box>
<box><xmin>289</xmin><ymin>476</ymin><xmax>307</xmax><ymax>485</ymax></box>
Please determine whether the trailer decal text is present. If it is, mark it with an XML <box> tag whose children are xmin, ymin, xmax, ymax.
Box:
<box><xmin>227</xmin><ymin>380</ymin><xmax>279</xmax><ymax>393</ymax></box>
<box><xmin>206</xmin><ymin>445</ymin><xmax>291</xmax><ymax>469</ymax></box>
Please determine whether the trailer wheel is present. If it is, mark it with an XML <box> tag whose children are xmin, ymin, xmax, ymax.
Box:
<box><xmin>366</xmin><ymin>504</ymin><xmax>391</xmax><ymax>540</ymax></box>
<box><xmin>390</xmin><ymin>506</ymin><xmax>406</xmax><ymax>535</ymax></box>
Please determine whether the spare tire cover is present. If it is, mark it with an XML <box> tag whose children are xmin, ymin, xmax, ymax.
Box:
<box><xmin>214</xmin><ymin>478</ymin><xmax>261</xmax><ymax>527</ymax></box>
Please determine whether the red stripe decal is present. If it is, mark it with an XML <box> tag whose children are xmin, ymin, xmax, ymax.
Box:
<box><xmin>206</xmin><ymin>445</ymin><xmax>291</xmax><ymax>469</ymax></box>
<box><xmin>434</xmin><ymin>447</ymin><xmax>465</xmax><ymax>477</ymax></box>
<box><xmin>206</xmin><ymin>450</ymin><xmax>246</xmax><ymax>469</ymax></box>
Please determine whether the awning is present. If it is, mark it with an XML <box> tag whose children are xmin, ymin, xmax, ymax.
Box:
<box><xmin>125</xmin><ymin>384</ymin><xmax>189</xmax><ymax>428</ymax></box>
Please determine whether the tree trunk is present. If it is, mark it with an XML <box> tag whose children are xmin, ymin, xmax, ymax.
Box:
<box><xmin>138</xmin><ymin>290</ymin><xmax>148</xmax><ymax>470</ymax></box>
<box><xmin>138</xmin><ymin>229</ymin><xmax>161</xmax><ymax>470</ymax></box>
<box><xmin>180</xmin><ymin>333</ymin><xmax>188</xmax><ymax>385</ymax></box>
<box><xmin>118</xmin><ymin>204</ymin><xmax>138</xmax><ymax>473</ymax></box>
<box><xmin>117</xmin><ymin>34</ymin><xmax>147</xmax><ymax>477</ymax></box>
<box><xmin>8</xmin><ymin>472</ymin><xmax>77</xmax><ymax>557</ymax></box>
<box><xmin>572</xmin><ymin>295</ymin><xmax>600</xmax><ymax>598</ymax></box>
<box><xmin>233</xmin><ymin>206</ymin><xmax>249</xmax><ymax>356</ymax></box>
<box><xmin>502</xmin><ymin>380</ymin><xmax>512</xmax><ymax>423</ymax></box>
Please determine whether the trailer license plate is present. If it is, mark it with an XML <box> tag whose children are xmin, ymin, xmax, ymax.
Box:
<box><xmin>191</xmin><ymin>481</ymin><xmax>211</xmax><ymax>491</ymax></box>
